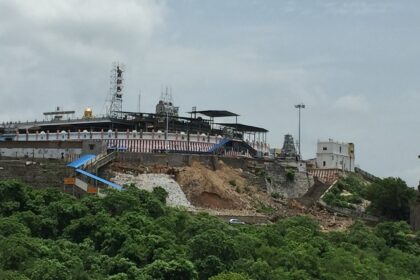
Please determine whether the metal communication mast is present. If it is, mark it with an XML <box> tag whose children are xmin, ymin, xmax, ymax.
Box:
<box><xmin>107</xmin><ymin>62</ymin><xmax>124</xmax><ymax>118</ymax></box>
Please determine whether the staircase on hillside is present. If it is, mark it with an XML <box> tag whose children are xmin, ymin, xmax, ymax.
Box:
<box><xmin>85</xmin><ymin>151</ymin><xmax>117</xmax><ymax>174</ymax></box>
<box><xmin>298</xmin><ymin>177</ymin><xmax>331</xmax><ymax>208</ymax></box>
<box><xmin>67</xmin><ymin>152</ymin><xmax>122</xmax><ymax>194</ymax></box>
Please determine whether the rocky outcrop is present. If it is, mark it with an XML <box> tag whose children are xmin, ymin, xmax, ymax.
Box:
<box><xmin>112</xmin><ymin>172</ymin><xmax>192</xmax><ymax>208</ymax></box>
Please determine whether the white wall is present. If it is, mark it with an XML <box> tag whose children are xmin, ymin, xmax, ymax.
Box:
<box><xmin>0</xmin><ymin>148</ymin><xmax>82</xmax><ymax>160</ymax></box>
<box><xmin>316</xmin><ymin>140</ymin><xmax>355</xmax><ymax>171</ymax></box>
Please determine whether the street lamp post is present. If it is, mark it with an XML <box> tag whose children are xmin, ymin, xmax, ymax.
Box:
<box><xmin>165</xmin><ymin>110</ymin><xmax>169</xmax><ymax>151</ymax></box>
<box><xmin>294</xmin><ymin>103</ymin><xmax>305</xmax><ymax>159</ymax></box>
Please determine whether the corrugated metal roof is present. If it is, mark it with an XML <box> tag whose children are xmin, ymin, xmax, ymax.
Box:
<box><xmin>67</xmin><ymin>154</ymin><xmax>96</xmax><ymax>168</ymax></box>
<box><xmin>187</xmin><ymin>110</ymin><xmax>239</xmax><ymax>117</ymax></box>
<box><xmin>216</xmin><ymin>123</ymin><xmax>268</xmax><ymax>133</ymax></box>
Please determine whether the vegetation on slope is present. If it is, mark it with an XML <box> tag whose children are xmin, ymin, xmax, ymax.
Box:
<box><xmin>0</xmin><ymin>180</ymin><xmax>419</xmax><ymax>280</ymax></box>
<box><xmin>323</xmin><ymin>175</ymin><xmax>416</xmax><ymax>221</ymax></box>
<box><xmin>323</xmin><ymin>174</ymin><xmax>366</xmax><ymax>210</ymax></box>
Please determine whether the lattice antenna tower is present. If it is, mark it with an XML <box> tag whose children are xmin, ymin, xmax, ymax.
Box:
<box><xmin>160</xmin><ymin>86</ymin><xmax>173</xmax><ymax>104</ymax></box>
<box><xmin>107</xmin><ymin>62</ymin><xmax>125</xmax><ymax>117</ymax></box>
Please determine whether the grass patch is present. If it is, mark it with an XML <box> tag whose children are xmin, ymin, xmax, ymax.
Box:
<box><xmin>286</xmin><ymin>170</ymin><xmax>295</xmax><ymax>181</ymax></box>
<box><xmin>254</xmin><ymin>201</ymin><xmax>276</xmax><ymax>215</ymax></box>
<box><xmin>323</xmin><ymin>174</ymin><xmax>368</xmax><ymax>210</ymax></box>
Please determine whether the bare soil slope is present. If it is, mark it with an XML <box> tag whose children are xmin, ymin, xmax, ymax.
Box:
<box><xmin>106</xmin><ymin>160</ymin><xmax>354</xmax><ymax>231</ymax></box>
<box><xmin>176</xmin><ymin>161</ymin><xmax>267</xmax><ymax>210</ymax></box>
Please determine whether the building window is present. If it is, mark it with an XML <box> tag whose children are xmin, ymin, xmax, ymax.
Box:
<box><xmin>323</xmin><ymin>161</ymin><xmax>326</xmax><ymax>167</ymax></box>
<box><xmin>323</xmin><ymin>147</ymin><xmax>327</xmax><ymax>151</ymax></box>
<box><xmin>339</xmin><ymin>146</ymin><xmax>342</xmax><ymax>153</ymax></box>
<box><xmin>89</xmin><ymin>144</ymin><xmax>95</xmax><ymax>150</ymax></box>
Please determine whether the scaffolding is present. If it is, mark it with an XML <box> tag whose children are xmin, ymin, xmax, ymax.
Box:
<box><xmin>107</xmin><ymin>62</ymin><xmax>124</xmax><ymax>118</ymax></box>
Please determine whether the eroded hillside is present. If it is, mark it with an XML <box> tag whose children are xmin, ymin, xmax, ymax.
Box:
<box><xmin>105</xmin><ymin>159</ymin><xmax>354</xmax><ymax>231</ymax></box>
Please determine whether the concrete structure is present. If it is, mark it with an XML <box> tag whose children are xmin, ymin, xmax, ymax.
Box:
<box><xmin>5</xmin><ymin>130</ymin><xmax>269</xmax><ymax>156</ymax></box>
<box><xmin>0</xmin><ymin>66</ymin><xmax>270</xmax><ymax>158</ymax></box>
<box><xmin>0</xmin><ymin>141</ymin><xmax>85</xmax><ymax>160</ymax></box>
<box><xmin>316</xmin><ymin>139</ymin><xmax>355</xmax><ymax>171</ymax></box>
<box><xmin>279</xmin><ymin>134</ymin><xmax>298</xmax><ymax>160</ymax></box>
<box><xmin>0</xmin><ymin>158</ymin><xmax>68</xmax><ymax>188</ymax></box>
<box><xmin>155</xmin><ymin>90</ymin><xmax>179</xmax><ymax>117</ymax></box>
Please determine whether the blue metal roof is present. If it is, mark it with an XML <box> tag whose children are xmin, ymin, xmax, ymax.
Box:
<box><xmin>75</xmin><ymin>169</ymin><xmax>123</xmax><ymax>191</ymax></box>
<box><xmin>67</xmin><ymin>154</ymin><xmax>96</xmax><ymax>168</ymax></box>
<box><xmin>208</xmin><ymin>138</ymin><xmax>231</xmax><ymax>153</ymax></box>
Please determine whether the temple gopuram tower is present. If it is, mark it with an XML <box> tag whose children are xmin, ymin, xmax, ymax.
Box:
<box><xmin>279</xmin><ymin>134</ymin><xmax>298</xmax><ymax>160</ymax></box>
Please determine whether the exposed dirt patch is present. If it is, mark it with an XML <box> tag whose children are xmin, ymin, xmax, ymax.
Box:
<box><xmin>106</xmin><ymin>159</ymin><xmax>354</xmax><ymax>231</ymax></box>
<box><xmin>176</xmin><ymin>161</ymin><xmax>251</xmax><ymax>210</ymax></box>
<box><xmin>193</xmin><ymin>192</ymin><xmax>237</xmax><ymax>209</ymax></box>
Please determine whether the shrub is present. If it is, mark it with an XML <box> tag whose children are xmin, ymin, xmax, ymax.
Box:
<box><xmin>271</xmin><ymin>192</ymin><xmax>280</xmax><ymax>199</ymax></box>
<box><xmin>286</xmin><ymin>170</ymin><xmax>295</xmax><ymax>181</ymax></box>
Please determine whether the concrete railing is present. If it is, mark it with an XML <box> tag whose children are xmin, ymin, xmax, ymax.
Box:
<box><xmin>354</xmin><ymin>167</ymin><xmax>380</xmax><ymax>182</ymax></box>
<box><xmin>85</xmin><ymin>152</ymin><xmax>117</xmax><ymax>174</ymax></box>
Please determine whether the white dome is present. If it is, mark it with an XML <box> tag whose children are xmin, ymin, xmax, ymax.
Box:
<box><xmin>61</xmin><ymin>130</ymin><xmax>67</xmax><ymax>134</ymax></box>
<box><xmin>82</xmin><ymin>130</ymin><xmax>88</xmax><ymax>133</ymax></box>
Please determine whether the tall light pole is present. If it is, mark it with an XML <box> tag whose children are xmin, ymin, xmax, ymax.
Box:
<box><xmin>294</xmin><ymin>103</ymin><xmax>305</xmax><ymax>159</ymax></box>
<box><xmin>165</xmin><ymin>109</ymin><xmax>169</xmax><ymax>151</ymax></box>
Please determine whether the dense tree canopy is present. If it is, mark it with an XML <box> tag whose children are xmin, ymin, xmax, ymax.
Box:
<box><xmin>0</xmin><ymin>180</ymin><xmax>419</xmax><ymax>279</ymax></box>
<box><xmin>365</xmin><ymin>177</ymin><xmax>416</xmax><ymax>220</ymax></box>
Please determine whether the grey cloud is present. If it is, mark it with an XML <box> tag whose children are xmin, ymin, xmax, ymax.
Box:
<box><xmin>1</xmin><ymin>0</ymin><xmax>420</xmax><ymax>187</ymax></box>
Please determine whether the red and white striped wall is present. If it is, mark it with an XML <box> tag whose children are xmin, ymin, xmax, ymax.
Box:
<box><xmin>106</xmin><ymin>139</ymin><xmax>214</xmax><ymax>153</ymax></box>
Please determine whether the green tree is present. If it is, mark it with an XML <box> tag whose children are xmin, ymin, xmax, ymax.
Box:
<box><xmin>1</xmin><ymin>179</ymin><xmax>420</xmax><ymax>279</ymax></box>
<box><xmin>209</xmin><ymin>272</ymin><xmax>250</xmax><ymax>280</ymax></box>
<box><xmin>375</xmin><ymin>221</ymin><xmax>420</xmax><ymax>254</ymax></box>
<box><xmin>365</xmin><ymin>177</ymin><xmax>416</xmax><ymax>220</ymax></box>
<box><xmin>29</xmin><ymin>259</ymin><xmax>71</xmax><ymax>280</ymax></box>
<box><xmin>188</xmin><ymin>229</ymin><xmax>238</xmax><ymax>265</ymax></box>
<box><xmin>195</xmin><ymin>255</ymin><xmax>226</xmax><ymax>280</ymax></box>
<box><xmin>141</xmin><ymin>259</ymin><xmax>198</xmax><ymax>280</ymax></box>
<box><xmin>0</xmin><ymin>270</ymin><xmax>30</xmax><ymax>280</ymax></box>
<box><xmin>0</xmin><ymin>236</ymin><xmax>43</xmax><ymax>271</ymax></box>
<box><xmin>0</xmin><ymin>180</ymin><xmax>30</xmax><ymax>216</ymax></box>
<box><xmin>0</xmin><ymin>217</ymin><xmax>30</xmax><ymax>237</ymax></box>
<box><xmin>152</xmin><ymin>187</ymin><xmax>168</xmax><ymax>204</ymax></box>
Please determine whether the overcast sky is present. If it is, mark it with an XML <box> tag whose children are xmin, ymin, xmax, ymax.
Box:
<box><xmin>1</xmin><ymin>0</ymin><xmax>419</xmax><ymax>186</ymax></box>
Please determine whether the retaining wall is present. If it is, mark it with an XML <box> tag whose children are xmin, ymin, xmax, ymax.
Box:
<box><xmin>0</xmin><ymin>158</ymin><xmax>69</xmax><ymax>188</ymax></box>
<box><xmin>115</xmin><ymin>152</ymin><xmax>250</xmax><ymax>170</ymax></box>
<box><xmin>0</xmin><ymin>141</ymin><xmax>84</xmax><ymax>160</ymax></box>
